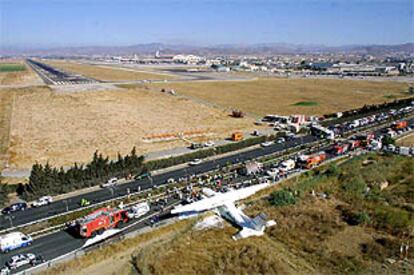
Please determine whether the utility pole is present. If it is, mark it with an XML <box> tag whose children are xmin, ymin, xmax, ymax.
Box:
<box><xmin>63</xmin><ymin>200</ymin><xmax>69</xmax><ymax>212</ymax></box>
<box><xmin>6</xmin><ymin>216</ymin><xmax>13</xmax><ymax>227</ymax></box>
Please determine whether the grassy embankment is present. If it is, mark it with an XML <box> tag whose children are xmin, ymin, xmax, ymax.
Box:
<box><xmin>43</xmin><ymin>154</ymin><xmax>414</xmax><ymax>275</ymax></box>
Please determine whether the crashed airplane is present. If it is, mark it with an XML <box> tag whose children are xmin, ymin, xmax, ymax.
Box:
<box><xmin>171</xmin><ymin>183</ymin><xmax>276</xmax><ymax>240</ymax></box>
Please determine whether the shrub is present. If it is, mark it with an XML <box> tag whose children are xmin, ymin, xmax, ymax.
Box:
<box><xmin>355</xmin><ymin>211</ymin><xmax>371</xmax><ymax>225</ymax></box>
<box><xmin>269</xmin><ymin>189</ymin><xmax>296</xmax><ymax>206</ymax></box>
<box><xmin>374</xmin><ymin>206</ymin><xmax>413</xmax><ymax>232</ymax></box>
<box><xmin>325</xmin><ymin>164</ymin><xmax>340</xmax><ymax>176</ymax></box>
<box><xmin>341</xmin><ymin>174</ymin><xmax>367</xmax><ymax>199</ymax></box>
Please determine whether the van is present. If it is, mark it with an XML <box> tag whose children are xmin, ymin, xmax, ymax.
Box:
<box><xmin>127</xmin><ymin>202</ymin><xmax>150</xmax><ymax>219</ymax></box>
<box><xmin>0</xmin><ymin>232</ymin><xmax>32</xmax><ymax>253</ymax></box>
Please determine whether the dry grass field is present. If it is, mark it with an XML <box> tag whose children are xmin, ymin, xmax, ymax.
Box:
<box><xmin>152</xmin><ymin>78</ymin><xmax>411</xmax><ymax>116</ymax></box>
<box><xmin>397</xmin><ymin>133</ymin><xmax>414</xmax><ymax>147</ymax></box>
<box><xmin>0</xmin><ymin>91</ymin><xmax>15</xmax><ymax>169</ymax></box>
<box><xmin>0</xmin><ymin>62</ymin><xmax>42</xmax><ymax>86</ymax></box>
<box><xmin>7</xmin><ymin>86</ymin><xmax>254</xmax><ymax>169</ymax></box>
<box><xmin>43</xmin><ymin>60</ymin><xmax>178</xmax><ymax>82</ymax></box>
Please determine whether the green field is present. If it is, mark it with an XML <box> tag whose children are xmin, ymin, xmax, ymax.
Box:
<box><xmin>293</xmin><ymin>101</ymin><xmax>319</xmax><ymax>106</ymax></box>
<box><xmin>0</xmin><ymin>63</ymin><xmax>26</xmax><ymax>73</ymax></box>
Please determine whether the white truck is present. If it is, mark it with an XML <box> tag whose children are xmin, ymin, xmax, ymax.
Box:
<box><xmin>0</xmin><ymin>232</ymin><xmax>32</xmax><ymax>253</ymax></box>
<box><xmin>127</xmin><ymin>202</ymin><xmax>150</xmax><ymax>219</ymax></box>
<box><xmin>279</xmin><ymin>159</ymin><xmax>296</xmax><ymax>173</ymax></box>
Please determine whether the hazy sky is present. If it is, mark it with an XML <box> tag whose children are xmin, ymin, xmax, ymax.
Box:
<box><xmin>1</xmin><ymin>0</ymin><xmax>413</xmax><ymax>47</ymax></box>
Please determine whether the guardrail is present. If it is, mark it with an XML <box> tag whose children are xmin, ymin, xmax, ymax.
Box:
<box><xmin>15</xmin><ymin>149</ymin><xmax>357</xmax><ymax>275</ymax></box>
<box><xmin>17</xmin><ymin>205</ymin><xmax>180</xmax><ymax>275</ymax></box>
<box><xmin>4</xmin><ymin>113</ymin><xmax>412</xmax><ymax>235</ymax></box>
<box><xmin>0</xmin><ymin>137</ymin><xmax>323</xmax><ymax>235</ymax></box>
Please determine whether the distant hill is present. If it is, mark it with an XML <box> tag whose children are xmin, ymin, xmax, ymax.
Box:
<box><xmin>1</xmin><ymin>42</ymin><xmax>413</xmax><ymax>57</ymax></box>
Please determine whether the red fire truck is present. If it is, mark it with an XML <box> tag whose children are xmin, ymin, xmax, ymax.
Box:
<box><xmin>348</xmin><ymin>140</ymin><xmax>362</xmax><ymax>150</ymax></box>
<box><xmin>332</xmin><ymin>143</ymin><xmax>350</xmax><ymax>155</ymax></box>
<box><xmin>298</xmin><ymin>151</ymin><xmax>327</xmax><ymax>169</ymax></box>
<box><xmin>392</xmin><ymin>121</ymin><xmax>408</xmax><ymax>130</ymax></box>
<box><xmin>75</xmin><ymin>207</ymin><xmax>129</xmax><ymax>238</ymax></box>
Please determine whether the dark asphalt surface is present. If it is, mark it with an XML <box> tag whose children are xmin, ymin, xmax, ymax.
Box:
<box><xmin>0</xmin><ymin>117</ymin><xmax>412</xmax><ymax>273</ymax></box>
<box><xmin>0</xmin><ymin>135</ymin><xmax>317</xmax><ymax>231</ymax></box>
<box><xmin>0</xmin><ymin>198</ymin><xmax>178</xmax><ymax>272</ymax></box>
<box><xmin>26</xmin><ymin>59</ymin><xmax>99</xmax><ymax>85</ymax></box>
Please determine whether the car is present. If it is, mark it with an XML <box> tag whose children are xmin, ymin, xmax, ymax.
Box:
<box><xmin>189</xmin><ymin>159</ymin><xmax>202</xmax><ymax>166</ymax></box>
<box><xmin>276</xmin><ymin>137</ymin><xmax>286</xmax><ymax>144</ymax></box>
<box><xmin>134</xmin><ymin>172</ymin><xmax>151</xmax><ymax>180</ymax></box>
<box><xmin>6</xmin><ymin>253</ymin><xmax>36</xmax><ymax>270</ymax></box>
<box><xmin>30</xmin><ymin>255</ymin><xmax>46</xmax><ymax>266</ymax></box>
<box><xmin>100</xmin><ymin>177</ymin><xmax>118</xmax><ymax>188</ymax></box>
<box><xmin>252</xmin><ymin>130</ymin><xmax>261</xmax><ymax>136</ymax></box>
<box><xmin>203</xmin><ymin>141</ymin><xmax>215</xmax><ymax>147</ymax></box>
<box><xmin>0</xmin><ymin>266</ymin><xmax>10</xmax><ymax>275</ymax></box>
<box><xmin>2</xmin><ymin>202</ymin><xmax>27</xmax><ymax>215</ymax></box>
<box><xmin>260</xmin><ymin>141</ymin><xmax>273</xmax><ymax>147</ymax></box>
<box><xmin>31</xmin><ymin>196</ymin><xmax>53</xmax><ymax>208</ymax></box>
<box><xmin>190</xmin><ymin>143</ymin><xmax>203</xmax><ymax>150</ymax></box>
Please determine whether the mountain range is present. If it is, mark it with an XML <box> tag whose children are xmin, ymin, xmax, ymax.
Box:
<box><xmin>1</xmin><ymin>42</ymin><xmax>413</xmax><ymax>57</ymax></box>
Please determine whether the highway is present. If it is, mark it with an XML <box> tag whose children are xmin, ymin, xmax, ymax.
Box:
<box><xmin>0</xmin><ymin>117</ymin><xmax>413</xmax><ymax>274</ymax></box>
<box><xmin>1</xmin><ymin>105</ymin><xmax>413</xmax><ymax>231</ymax></box>
<box><xmin>0</xmin><ymin>198</ymin><xmax>179</xmax><ymax>272</ymax></box>
<box><xmin>0</xmin><ymin>135</ymin><xmax>317</xmax><ymax>231</ymax></box>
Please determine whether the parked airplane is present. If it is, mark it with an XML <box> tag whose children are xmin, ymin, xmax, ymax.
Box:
<box><xmin>171</xmin><ymin>183</ymin><xmax>276</xmax><ymax>240</ymax></box>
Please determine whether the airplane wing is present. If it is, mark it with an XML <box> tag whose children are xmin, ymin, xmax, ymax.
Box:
<box><xmin>171</xmin><ymin>183</ymin><xmax>270</xmax><ymax>215</ymax></box>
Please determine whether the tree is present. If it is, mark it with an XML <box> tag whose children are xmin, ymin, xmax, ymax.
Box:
<box><xmin>382</xmin><ymin>136</ymin><xmax>395</xmax><ymax>146</ymax></box>
<box><xmin>0</xmin><ymin>180</ymin><xmax>9</xmax><ymax>207</ymax></box>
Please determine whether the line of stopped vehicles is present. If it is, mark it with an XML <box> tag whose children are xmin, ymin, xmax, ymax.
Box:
<box><xmin>1</xmin><ymin>102</ymin><xmax>414</xmax><ymax>274</ymax></box>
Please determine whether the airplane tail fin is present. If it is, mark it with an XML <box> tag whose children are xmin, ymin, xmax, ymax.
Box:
<box><xmin>251</xmin><ymin>213</ymin><xmax>268</xmax><ymax>231</ymax></box>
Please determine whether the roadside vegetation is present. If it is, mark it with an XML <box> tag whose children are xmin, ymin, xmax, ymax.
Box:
<box><xmin>19</xmin><ymin>148</ymin><xmax>145</xmax><ymax>201</ymax></box>
<box><xmin>17</xmin><ymin>134</ymin><xmax>275</xmax><ymax>201</ymax></box>
<box><xmin>133</xmin><ymin>154</ymin><xmax>414</xmax><ymax>274</ymax></box>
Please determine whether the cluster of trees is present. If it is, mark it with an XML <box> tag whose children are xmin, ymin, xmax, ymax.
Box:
<box><xmin>19</xmin><ymin>134</ymin><xmax>276</xmax><ymax>201</ymax></box>
<box><xmin>0</xmin><ymin>181</ymin><xmax>9</xmax><ymax>206</ymax></box>
<box><xmin>19</xmin><ymin>148</ymin><xmax>145</xmax><ymax>200</ymax></box>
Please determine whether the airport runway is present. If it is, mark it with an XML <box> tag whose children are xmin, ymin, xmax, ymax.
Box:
<box><xmin>26</xmin><ymin>59</ymin><xmax>99</xmax><ymax>85</ymax></box>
